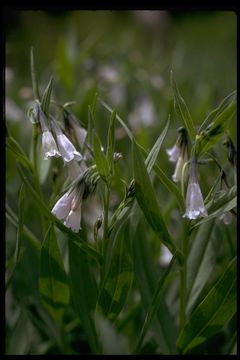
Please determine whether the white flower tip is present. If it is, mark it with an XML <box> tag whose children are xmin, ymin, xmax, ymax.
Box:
<box><xmin>64</xmin><ymin>209</ymin><xmax>81</xmax><ymax>232</ymax></box>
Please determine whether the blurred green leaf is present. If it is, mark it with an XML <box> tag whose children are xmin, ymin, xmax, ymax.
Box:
<box><xmin>135</xmin><ymin>251</ymin><xmax>177</xmax><ymax>352</ymax></box>
<box><xmin>107</xmin><ymin>108</ymin><xmax>117</xmax><ymax>175</ymax></box>
<box><xmin>41</xmin><ymin>77</ymin><xmax>53</xmax><ymax>116</ymax></box>
<box><xmin>196</xmin><ymin>100</ymin><xmax>236</xmax><ymax>156</ymax></box>
<box><xmin>132</xmin><ymin>140</ymin><xmax>183</xmax><ymax>264</ymax></box>
<box><xmin>55</xmin><ymin>37</ymin><xmax>74</xmax><ymax>92</ymax></box>
<box><xmin>177</xmin><ymin>257</ymin><xmax>236</xmax><ymax>354</ymax></box>
<box><xmin>69</xmin><ymin>240</ymin><xmax>100</xmax><ymax>353</ymax></box>
<box><xmin>93</xmin><ymin>131</ymin><xmax>109</xmax><ymax>181</ymax></box>
<box><xmin>171</xmin><ymin>71</ymin><xmax>196</xmax><ymax>140</ymax></box>
<box><xmin>6</xmin><ymin>136</ymin><xmax>34</xmax><ymax>174</ymax></box>
<box><xmin>198</xmin><ymin>90</ymin><xmax>236</xmax><ymax>133</ymax></box>
<box><xmin>39</xmin><ymin>225</ymin><xmax>70</xmax><ymax>324</ymax></box>
<box><xmin>132</xmin><ymin>220</ymin><xmax>178</xmax><ymax>354</ymax></box>
<box><xmin>186</xmin><ymin>220</ymin><xmax>216</xmax><ymax>314</ymax></box>
<box><xmin>30</xmin><ymin>47</ymin><xmax>40</xmax><ymax>100</ymax></box>
<box><xmin>145</xmin><ymin>117</ymin><xmax>170</xmax><ymax>174</ymax></box>
<box><xmin>97</xmin><ymin>221</ymin><xmax>133</xmax><ymax>321</ymax></box>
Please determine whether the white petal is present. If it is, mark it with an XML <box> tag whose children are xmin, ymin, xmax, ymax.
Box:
<box><xmin>64</xmin><ymin>208</ymin><xmax>81</xmax><ymax>232</ymax></box>
<box><xmin>74</xmin><ymin>126</ymin><xmax>87</xmax><ymax>148</ymax></box>
<box><xmin>172</xmin><ymin>154</ymin><xmax>187</xmax><ymax>183</ymax></box>
<box><xmin>166</xmin><ymin>144</ymin><xmax>180</xmax><ymax>162</ymax></box>
<box><xmin>51</xmin><ymin>189</ymin><xmax>75</xmax><ymax>220</ymax></box>
<box><xmin>42</xmin><ymin>131</ymin><xmax>61</xmax><ymax>159</ymax></box>
<box><xmin>57</xmin><ymin>134</ymin><xmax>82</xmax><ymax>163</ymax></box>
<box><xmin>183</xmin><ymin>182</ymin><xmax>208</xmax><ymax>220</ymax></box>
<box><xmin>67</xmin><ymin>160</ymin><xmax>88</xmax><ymax>181</ymax></box>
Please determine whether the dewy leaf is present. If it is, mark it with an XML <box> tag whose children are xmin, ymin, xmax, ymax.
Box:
<box><xmin>170</xmin><ymin>71</ymin><xmax>196</xmax><ymax>140</ymax></box>
<box><xmin>41</xmin><ymin>77</ymin><xmax>53</xmax><ymax>117</ymax></box>
<box><xmin>132</xmin><ymin>220</ymin><xmax>178</xmax><ymax>354</ymax></box>
<box><xmin>39</xmin><ymin>225</ymin><xmax>70</xmax><ymax>324</ymax></box>
<box><xmin>107</xmin><ymin>108</ymin><xmax>117</xmax><ymax>174</ymax></box>
<box><xmin>177</xmin><ymin>257</ymin><xmax>236</xmax><ymax>354</ymax></box>
<box><xmin>145</xmin><ymin>117</ymin><xmax>170</xmax><ymax>174</ymax></box>
<box><xmin>97</xmin><ymin>221</ymin><xmax>133</xmax><ymax>321</ymax></box>
<box><xmin>196</xmin><ymin>100</ymin><xmax>236</xmax><ymax>156</ymax></box>
<box><xmin>69</xmin><ymin>240</ymin><xmax>100</xmax><ymax>353</ymax></box>
<box><xmin>93</xmin><ymin>131</ymin><xmax>109</xmax><ymax>181</ymax></box>
<box><xmin>132</xmin><ymin>140</ymin><xmax>183</xmax><ymax>264</ymax></box>
<box><xmin>30</xmin><ymin>47</ymin><xmax>40</xmax><ymax>100</ymax></box>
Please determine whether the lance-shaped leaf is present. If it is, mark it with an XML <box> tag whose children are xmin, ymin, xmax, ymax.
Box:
<box><xmin>69</xmin><ymin>240</ymin><xmax>100</xmax><ymax>353</ymax></box>
<box><xmin>41</xmin><ymin>77</ymin><xmax>53</xmax><ymax>116</ymax></box>
<box><xmin>97</xmin><ymin>219</ymin><xmax>133</xmax><ymax>321</ymax></box>
<box><xmin>39</xmin><ymin>225</ymin><xmax>70</xmax><ymax>324</ymax></box>
<box><xmin>171</xmin><ymin>71</ymin><xmax>196</xmax><ymax>140</ymax></box>
<box><xmin>132</xmin><ymin>140</ymin><xmax>183</xmax><ymax>264</ymax></box>
<box><xmin>196</xmin><ymin>100</ymin><xmax>236</xmax><ymax>156</ymax></box>
<box><xmin>177</xmin><ymin>257</ymin><xmax>236</xmax><ymax>354</ymax></box>
<box><xmin>107</xmin><ymin>108</ymin><xmax>117</xmax><ymax>174</ymax></box>
<box><xmin>93</xmin><ymin>131</ymin><xmax>109</xmax><ymax>181</ymax></box>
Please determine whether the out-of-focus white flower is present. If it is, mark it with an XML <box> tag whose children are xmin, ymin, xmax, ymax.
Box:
<box><xmin>219</xmin><ymin>212</ymin><xmax>233</xmax><ymax>225</ymax></box>
<box><xmin>159</xmin><ymin>244</ymin><xmax>173</xmax><ymax>266</ymax></box>
<box><xmin>63</xmin><ymin>109</ymin><xmax>87</xmax><ymax>149</ymax></box>
<box><xmin>56</xmin><ymin>133</ymin><xmax>82</xmax><ymax>163</ymax></box>
<box><xmin>42</xmin><ymin>130</ymin><xmax>61</xmax><ymax>160</ymax></box>
<box><xmin>128</xmin><ymin>97</ymin><xmax>157</xmax><ymax>129</ymax></box>
<box><xmin>99</xmin><ymin>65</ymin><xmax>120</xmax><ymax>84</ymax></box>
<box><xmin>166</xmin><ymin>144</ymin><xmax>181</xmax><ymax>162</ymax></box>
<box><xmin>172</xmin><ymin>149</ymin><xmax>188</xmax><ymax>183</ymax></box>
<box><xmin>183</xmin><ymin>160</ymin><xmax>208</xmax><ymax>220</ymax></box>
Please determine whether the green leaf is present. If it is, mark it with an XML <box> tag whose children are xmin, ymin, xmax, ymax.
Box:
<box><xmin>196</xmin><ymin>100</ymin><xmax>236</xmax><ymax>156</ymax></box>
<box><xmin>132</xmin><ymin>140</ymin><xmax>183</xmax><ymax>264</ymax></box>
<box><xmin>97</xmin><ymin>221</ymin><xmax>133</xmax><ymax>321</ymax></box>
<box><xmin>39</xmin><ymin>225</ymin><xmax>70</xmax><ymax>324</ymax></box>
<box><xmin>107</xmin><ymin>108</ymin><xmax>117</xmax><ymax>174</ymax></box>
<box><xmin>132</xmin><ymin>220</ymin><xmax>178</xmax><ymax>354</ymax></box>
<box><xmin>177</xmin><ymin>257</ymin><xmax>236</xmax><ymax>354</ymax></box>
<box><xmin>135</xmin><ymin>251</ymin><xmax>177</xmax><ymax>352</ymax></box>
<box><xmin>93</xmin><ymin>131</ymin><xmax>109</xmax><ymax>181</ymax></box>
<box><xmin>145</xmin><ymin>117</ymin><xmax>170</xmax><ymax>174</ymax></box>
<box><xmin>55</xmin><ymin>37</ymin><xmax>74</xmax><ymax>91</ymax></box>
<box><xmin>6</xmin><ymin>136</ymin><xmax>34</xmax><ymax>174</ymax></box>
<box><xmin>186</xmin><ymin>220</ymin><xmax>216</xmax><ymax>314</ymax></box>
<box><xmin>41</xmin><ymin>77</ymin><xmax>53</xmax><ymax>116</ymax></box>
<box><xmin>100</xmin><ymin>99</ymin><xmax>184</xmax><ymax>210</ymax></box>
<box><xmin>69</xmin><ymin>240</ymin><xmax>100</xmax><ymax>353</ymax></box>
<box><xmin>198</xmin><ymin>90</ymin><xmax>236</xmax><ymax>133</ymax></box>
<box><xmin>15</xmin><ymin>184</ymin><xmax>25</xmax><ymax>264</ymax></box>
<box><xmin>30</xmin><ymin>47</ymin><xmax>40</xmax><ymax>100</ymax></box>
<box><xmin>170</xmin><ymin>71</ymin><xmax>196</xmax><ymax>140</ymax></box>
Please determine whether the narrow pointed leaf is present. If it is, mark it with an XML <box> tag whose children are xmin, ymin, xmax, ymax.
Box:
<box><xmin>69</xmin><ymin>240</ymin><xmax>100</xmax><ymax>353</ymax></box>
<box><xmin>39</xmin><ymin>225</ymin><xmax>70</xmax><ymax>324</ymax></box>
<box><xmin>41</xmin><ymin>77</ymin><xmax>53</xmax><ymax>116</ymax></box>
<box><xmin>107</xmin><ymin>108</ymin><xmax>117</xmax><ymax>174</ymax></box>
<box><xmin>171</xmin><ymin>71</ymin><xmax>196</xmax><ymax>140</ymax></box>
<box><xmin>30</xmin><ymin>47</ymin><xmax>40</xmax><ymax>100</ymax></box>
<box><xmin>145</xmin><ymin>117</ymin><xmax>170</xmax><ymax>174</ymax></box>
<box><xmin>177</xmin><ymin>257</ymin><xmax>236</xmax><ymax>354</ymax></box>
<box><xmin>93</xmin><ymin>131</ymin><xmax>109</xmax><ymax>180</ymax></box>
<box><xmin>132</xmin><ymin>140</ymin><xmax>183</xmax><ymax>264</ymax></box>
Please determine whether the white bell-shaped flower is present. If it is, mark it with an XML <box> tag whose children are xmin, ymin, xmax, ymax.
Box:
<box><xmin>172</xmin><ymin>149</ymin><xmax>188</xmax><ymax>183</ymax></box>
<box><xmin>166</xmin><ymin>144</ymin><xmax>181</xmax><ymax>162</ymax></box>
<box><xmin>64</xmin><ymin>208</ymin><xmax>82</xmax><ymax>232</ymax></box>
<box><xmin>183</xmin><ymin>160</ymin><xmax>208</xmax><ymax>220</ymax></box>
<box><xmin>56</xmin><ymin>133</ymin><xmax>82</xmax><ymax>163</ymax></box>
<box><xmin>42</xmin><ymin>131</ymin><xmax>61</xmax><ymax>160</ymax></box>
<box><xmin>51</xmin><ymin>188</ymin><xmax>76</xmax><ymax>220</ymax></box>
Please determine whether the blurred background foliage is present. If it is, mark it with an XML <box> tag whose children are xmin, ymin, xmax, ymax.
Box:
<box><xmin>6</xmin><ymin>10</ymin><xmax>236</xmax><ymax>354</ymax></box>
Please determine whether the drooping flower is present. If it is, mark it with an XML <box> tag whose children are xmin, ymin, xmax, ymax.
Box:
<box><xmin>51</xmin><ymin>166</ymin><xmax>99</xmax><ymax>232</ymax></box>
<box><xmin>42</xmin><ymin>130</ymin><xmax>61</xmax><ymax>160</ymax></box>
<box><xmin>51</xmin><ymin>118</ymin><xmax>82</xmax><ymax>164</ymax></box>
<box><xmin>167</xmin><ymin>127</ymin><xmax>188</xmax><ymax>183</ymax></box>
<box><xmin>63</xmin><ymin>108</ymin><xmax>87</xmax><ymax>149</ymax></box>
<box><xmin>219</xmin><ymin>211</ymin><xmax>233</xmax><ymax>225</ymax></box>
<box><xmin>183</xmin><ymin>157</ymin><xmax>208</xmax><ymax>220</ymax></box>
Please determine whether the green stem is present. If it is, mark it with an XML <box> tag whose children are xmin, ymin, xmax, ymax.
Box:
<box><xmin>179</xmin><ymin>221</ymin><xmax>189</xmax><ymax>330</ymax></box>
<box><xmin>32</xmin><ymin>125</ymin><xmax>47</xmax><ymax>236</ymax></box>
<box><xmin>103</xmin><ymin>184</ymin><xmax>110</xmax><ymax>252</ymax></box>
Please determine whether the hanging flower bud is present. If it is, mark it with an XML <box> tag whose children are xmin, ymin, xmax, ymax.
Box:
<box><xmin>183</xmin><ymin>157</ymin><xmax>208</xmax><ymax>220</ymax></box>
<box><xmin>51</xmin><ymin>118</ymin><xmax>82</xmax><ymax>164</ymax></box>
<box><xmin>219</xmin><ymin>212</ymin><xmax>233</xmax><ymax>225</ymax></box>
<box><xmin>63</xmin><ymin>108</ymin><xmax>87</xmax><ymax>149</ymax></box>
<box><xmin>167</xmin><ymin>127</ymin><xmax>188</xmax><ymax>183</ymax></box>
